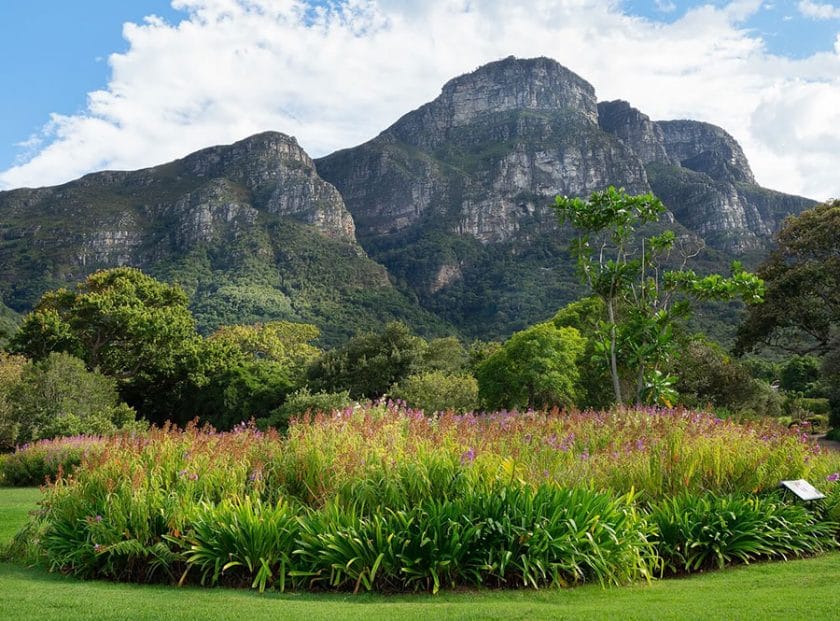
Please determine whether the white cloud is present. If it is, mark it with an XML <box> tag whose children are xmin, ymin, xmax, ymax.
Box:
<box><xmin>798</xmin><ymin>1</ymin><xmax>840</xmax><ymax>20</ymax></box>
<box><xmin>654</xmin><ymin>0</ymin><xmax>677</xmax><ymax>13</ymax></box>
<box><xmin>1</xmin><ymin>0</ymin><xmax>839</xmax><ymax>201</ymax></box>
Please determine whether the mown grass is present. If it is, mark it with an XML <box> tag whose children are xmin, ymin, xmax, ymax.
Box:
<box><xmin>3</xmin><ymin>487</ymin><xmax>840</xmax><ymax>620</ymax></box>
<box><xmin>0</xmin><ymin>486</ymin><xmax>41</xmax><ymax>542</ymax></box>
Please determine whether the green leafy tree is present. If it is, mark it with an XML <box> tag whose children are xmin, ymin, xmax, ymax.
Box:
<box><xmin>476</xmin><ymin>323</ymin><xmax>585</xmax><ymax>410</ymax></box>
<box><xmin>555</xmin><ymin>187</ymin><xmax>764</xmax><ymax>405</ymax></box>
<box><xmin>551</xmin><ymin>297</ymin><xmax>614</xmax><ymax>409</ymax></box>
<box><xmin>736</xmin><ymin>200</ymin><xmax>840</xmax><ymax>356</ymax></box>
<box><xmin>0</xmin><ymin>352</ymin><xmax>27</xmax><ymax>450</ymax></box>
<box><xmin>780</xmin><ymin>356</ymin><xmax>822</xmax><ymax>396</ymax></box>
<box><xmin>9</xmin><ymin>268</ymin><xmax>200</xmax><ymax>419</ymax></box>
<box><xmin>208</xmin><ymin>321</ymin><xmax>321</xmax><ymax>383</ymax></box>
<box><xmin>422</xmin><ymin>336</ymin><xmax>468</xmax><ymax>374</ymax></box>
<box><xmin>390</xmin><ymin>370</ymin><xmax>479</xmax><ymax>414</ymax></box>
<box><xmin>308</xmin><ymin>322</ymin><xmax>428</xmax><ymax>399</ymax></box>
<box><xmin>672</xmin><ymin>338</ymin><xmax>775</xmax><ymax>413</ymax></box>
<box><xmin>735</xmin><ymin>200</ymin><xmax>840</xmax><ymax>426</ymax></box>
<box><xmin>10</xmin><ymin>352</ymin><xmax>140</xmax><ymax>442</ymax></box>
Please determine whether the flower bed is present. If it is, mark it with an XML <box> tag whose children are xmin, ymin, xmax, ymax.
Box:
<box><xmin>7</xmin><ymin>404</ymin><xmax>840</xmax><ymax>592</ymax></box>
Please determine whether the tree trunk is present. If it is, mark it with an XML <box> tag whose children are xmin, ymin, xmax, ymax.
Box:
<box><xmin>607</xmin><ymin>300</ymin><xmax>623</xmax><ymax>404</ymax></box>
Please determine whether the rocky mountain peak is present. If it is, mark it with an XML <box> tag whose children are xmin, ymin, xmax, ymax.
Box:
<box><xmin>597</xmin><ymin>100</ymin><xmax>671</xmax><ymax>165</ymax></box>
<box><xmin>176</xmin><ymin>131</ymin><xmax>313</xmax><ymax>178</ymax></box>
<box><xmin>437</xmin><ymin>56</ymin><xmax>598</xmax><ymax>125</ymax></box>
<box><xmin>658</xmin><ymin>120</ymin><xmax>755</xmax><ymax>185</ymax></box>
<box><xmin>387</xmin><ymin>57</ymin><xmax>599</xmax><ymax>149</ymax></box>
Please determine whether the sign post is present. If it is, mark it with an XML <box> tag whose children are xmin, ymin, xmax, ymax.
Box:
<box><xmin>780</xmin><ymin>479</ymin><xmax>825</xmax><ymax>501</ymax></box>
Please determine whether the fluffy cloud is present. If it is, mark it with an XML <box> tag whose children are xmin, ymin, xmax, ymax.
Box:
<box><xmin>1</xmin><ymin>0</ymin><xmax>839</xmax><ymax>201</ymax></box>
<box><xmin>798</xmin><ymin>1</ymin><xmax>840</xmax><ymax>20</ymax></box>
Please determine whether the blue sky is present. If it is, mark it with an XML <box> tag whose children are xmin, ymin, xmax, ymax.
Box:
<box><xmin>625</xmin><ymin>0</ymin><xmax>840</xmax><ymax>57</ymax></box>
<box><xmin>1</xmin><ymin>1</ymin><xmax>839</xmax><ymax>199</ymax></box>
<box><xmin>0</xmin><ymin>1</ymin><xmax>182</xmax><ymax>170</ymax></box>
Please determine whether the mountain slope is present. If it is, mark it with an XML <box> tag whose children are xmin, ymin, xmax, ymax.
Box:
<box><xmin>316</xmin><ymin>57</ymin><xmax>814</xmax><ymax>338</ymax></box>
<box><xmin>0</xmin><ymin>132</ymin><xmax>449</xmax><ymax>345</ymax></box>
<box><xmin>0</xmin><ymin>57</ymin><xmax>816</xmax><ymax>345</ymax></box>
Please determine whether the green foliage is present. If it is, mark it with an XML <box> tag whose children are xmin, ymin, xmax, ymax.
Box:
<box><xmin>780</xmin><ymin>356</ymin><xmax>822</xmax><ymax>395</ymax></box>
<box><xmin>265</xmin><ymin>388</ymin><xmax>353</xmax><ymax>431</ymax></box>
<box><xmin>188</xmin><ymin>361</ymin><xmax>294</xmax><ymax>431</ymax></box>
<box><xmin>0</xmin><ymin>352</ymin><xmax>27</xmax><ymax>451</ymax></box>
<box><xmin>9</xmin><ymin>353</ymin><xmax>141</xmax><ymax>443</ymax></box>
<box><xmin>180</xmin><ymin>497</ymin><xmax>300</xmax><ymax>592</ymax></box>
<box><xmin>673</xmin><ymin>338</ymin><xmax>767</xmax><ymax>412</ymax></box>
<box><xmin>555</xmin><ymin>187</ymin><xmax>763</xmax><ymax>406</ymax></box>
<box><xmin>390</xmin><ymin>371</ymin><xmax>479</xmax><ymax>414</ymax></box>
<box><xmin>308</xmin><ymin>322</ymin><xmax>429</xmax><ymax>399</ymax></box>
<box><xmin>208</xmin><ymin>321</ymin><xmax>320</xmax><ymax>384</ymax></box>
<box><xmin>736</xmin><ymin>200</ymin><xmax>840</xmax><ymax>356</ymax></box>
<box><xmin>422</xmin><ymin>336</ymin><xmax>469</xmax><ymax>374</ymax></box>
<box><xmin>294</xmin><ymin>485</ymin><xmax>653</xmax><ymax>593</ymax></box>
<box><xmin>551</xmin><ymin>298</ymin><xmax>615</xmax><ymax>409</ymax></box>
<box><xmin>476</xmin><ymin>323</ymin><xmax>585</xmax><ymax>410</ymax></box>
<box><xmin>9</xmin><ymin>268</ymin><xmax>201</xmax><ymax>422</ymax></box>
<box><xmin>649</xmin><ymin>492</ymin><xmax>836</xmax><ymax>575</ymax></box>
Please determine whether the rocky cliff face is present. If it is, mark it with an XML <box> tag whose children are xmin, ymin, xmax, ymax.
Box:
<box><xmin>316</xmin><ymin>57</ymin><xmax>814</xmax><ymax>337</ymax></box>
<box><xmin>0</xmin><ymin>57</ymin><xmax>817</xmax><ymax>343</ymax></box>
<box><xmin>319</xmin><ymin>57</ymin><xmax>649</xmax><ymax>246</ymax></box>
<box><xmin>0</xmin><ymin>132</ymin><xmax>443</xmax><ymax>344</ymax></box>
<box><xmin>596</xmin><ymin>100</ymin><xmax>811</xmax><ymax>253</ymax></box>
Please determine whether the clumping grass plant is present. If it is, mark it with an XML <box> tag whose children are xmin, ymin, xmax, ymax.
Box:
<box><xmin>0</xmin><ymin>436</ymin><xmax>107</xmax><ymax>486</ymax></box>
<box><xmin>6</xmin><ymin>403</ymin><xmax>840</xmax><ymax>592</ymax></box>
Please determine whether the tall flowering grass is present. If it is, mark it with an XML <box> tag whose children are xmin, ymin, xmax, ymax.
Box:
<box><xmin>7</xmin><ymin>403</ymin><xmax>840</xmax><ymax>591</ymax></box>
<box><xmin>0</xmin><ymin>436</ymin><xmax>107</xmax><ymax>486</ymax></box>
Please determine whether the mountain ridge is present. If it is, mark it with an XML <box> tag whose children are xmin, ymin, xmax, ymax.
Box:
<box><xmin>0</xmin><ymin>56</ymin><xmax>816</xmax><ymax>343</ymax></box>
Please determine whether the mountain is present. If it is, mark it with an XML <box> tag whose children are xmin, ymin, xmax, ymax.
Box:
<box><xmin>0</xmin><ymin>132</ymin><xmax>449</xmax><ymax>345</ymax></box>
<box><xmin>315</xmin><ymin>56</ymin><xmax>814</xmax><ymax>338</ymax></box>
<box><xmin>0</xmin><ymin>56</ymin><xmax>815</xmax><ymax>344</ymax></box>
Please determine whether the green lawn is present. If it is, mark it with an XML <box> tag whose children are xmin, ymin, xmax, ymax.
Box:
<box><xmin>2</xmin><ymin>487</ymin><xmax>839</xmax><ymax>620</ymax></box>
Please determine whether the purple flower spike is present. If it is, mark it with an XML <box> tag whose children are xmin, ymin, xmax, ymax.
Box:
<box><xmin>828</xmin><ymin>473</ymin><xmax>840</xmax><ymax>482</ymax></box>
<box><xmin>461</xmin><ymin>448</ymin><xmax>476</xmax><ymax>465</ymax></box>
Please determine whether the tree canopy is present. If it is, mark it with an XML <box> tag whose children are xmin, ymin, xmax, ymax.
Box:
<box><xmin>555</xmin><ymin>186</ymin><xmax>763</xmax><ymax>405</ymax></box>
<box><xmin>476</xmin><ymin>322</ymin><xmax>585</xmax><ymax>410</ymax></box>
<box><xmin>736</xmin><ymin>200</ymin><xmax>840</xmax><ymax>356</ymax></box>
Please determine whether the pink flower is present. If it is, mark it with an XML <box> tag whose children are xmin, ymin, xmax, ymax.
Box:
<box><xmin>827</xmin><ymin>473</ymin><xmax>840</xmax><ymax>482</ymax></box>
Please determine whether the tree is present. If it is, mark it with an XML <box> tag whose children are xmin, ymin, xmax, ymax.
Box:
<box><xmin>555</xmin><ymin>187</ymin><xmax>764</xmax><ymax>405</ymax></box>
<box><xmin>734</xmin><ymin>200</ymin><xmax>840</xmax><ymax>427</ymax></box>
<box><xmin>208</xmin><ymin>321</ymin><xmax>321</xmax><ymax>384</ymax></box>
<box><xmin>476</xmin><ymin>322</ymin><xmax>585</xmax><ymax>410</ymax></box>
<box><xmin>9</xmin><ymin>268</ymin><xmax>201</xmax><ymax>421</ymax></box>
<box><xmin>390</xmin><ymin>371</ymin><xmax>479</xmax><ymax>414</ymax></box>
<box><xmin>10</xmin><ymin>352</ymin><xmax>139</xmax><ymax>442</ymax></box>
<box><xmin>0</xmin><ymin>352</ymin><xmax>27</xmax><ymax>450</ymax></box>
<box><xmin>308</xmin><ymin>322</ymin><xmax>428</xmax><ymax>399</ymax></box>
<box><xmin>736</xmin><ymin>200</ymin><xmax>840</xmax><ymax>356</ymax></box>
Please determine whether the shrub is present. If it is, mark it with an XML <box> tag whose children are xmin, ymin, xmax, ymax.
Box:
<box><xmin>293</xmin><ymin>485</ymin><xmax>653</xmax><ymax>593</ymax></box>
<box><xmin>476</xmin><ymin>323</ymin><xmax>585</xmax><ymax>410</ymax></box>
<box><xmin>9</xmin><ymin>406</ymin><xmax>840</xmax><ymax>592</ymax></box>
<box><xmin>390</xmin><ymin>371</ymin><xmax>479</xmax><ymax>414</ymax></box>
<box><xmin>180</xmin><ymin>496</ymin><xmax>300</xmax><ymax>591</ymax></box>
<box><xmin>265</xmin><ymin>388</ymin><xmax>353</xmax><ymax>430</ymax></box>
<box><xmin>9</xmin><ymin>352</ymin><xmax>141</xmax><ymax>443</ymax></box>
<box><xmin>649</xmin><ymin>492</ymin><xmax>836</xmax><ymax>575</ymax></box>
